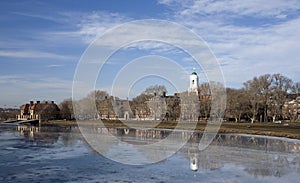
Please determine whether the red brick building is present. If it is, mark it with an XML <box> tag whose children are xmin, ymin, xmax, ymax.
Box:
<box><xmin>17</xmin><ymin>101</ymin><xmax>60</xmax><ymax>121</ymax></box>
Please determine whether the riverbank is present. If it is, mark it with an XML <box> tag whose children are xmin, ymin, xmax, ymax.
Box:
<box><xmin>47</xmin><ymin>120</ymin><xmax>300</xmax><ymax>140</ymax></box>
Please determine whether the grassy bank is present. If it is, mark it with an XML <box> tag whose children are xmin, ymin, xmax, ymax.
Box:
<box><xmin>47</xmin><ymin>120</ymin><xmax>300</xmax><ymax>140</ymax></box>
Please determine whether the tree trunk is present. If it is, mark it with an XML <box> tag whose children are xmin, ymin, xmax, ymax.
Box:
<box><xmin>272</xmin><ymin>116</ymin><xmax>276</xmax><ymax>122</ymax></box>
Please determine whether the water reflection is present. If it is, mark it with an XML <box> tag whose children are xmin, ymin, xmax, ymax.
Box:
<box><xmin>13</xmin><ymin>125</ymin><xmax>300</xmax><ymax>180</ymax></box>
<box><xmin>16</xmin><ymin>125</ymin><xmax>79</xmax><ymax>146</ymax></box>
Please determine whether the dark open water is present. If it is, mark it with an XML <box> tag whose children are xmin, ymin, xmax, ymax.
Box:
<box><xmin>0</xmin><ymin>124</ymin><xmax>300</xmax><ymax>183</ymax></box>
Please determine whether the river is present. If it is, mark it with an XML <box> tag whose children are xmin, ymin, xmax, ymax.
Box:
<box><xmin>0</xmin><ymin>124</ymin><xmax>300</xmax><ymax>182</ymax></box>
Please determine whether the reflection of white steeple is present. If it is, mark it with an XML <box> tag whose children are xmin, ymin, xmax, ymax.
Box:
<box><xmin>188</xmin><ymin>71</ymin><xmax>199</xmax><ymax>95</ymax></box>
<box><xmin>190</xmin><ymin>156</ymin><xmax>199</xmax><ymax>171</ymax></box>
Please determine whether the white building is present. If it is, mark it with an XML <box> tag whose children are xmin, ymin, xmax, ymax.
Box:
<box><xmin>188</xmin><ymin>71</ymin><xmax>199</xmax><ymax>95</ymax></box>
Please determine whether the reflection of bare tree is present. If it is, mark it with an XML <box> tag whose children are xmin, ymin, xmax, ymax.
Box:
<box><xmin>245</xmin><ymin>155</ymin><xmax>290</xmax><ymax>178</ymax></box>
<box><xmin>91</xmin><ymin>127</ymin><xmax>300</xmax><ymax>175</ymax></box>
<box><xmin>15</xmin><ymin>125</ymin><xmax>300</xmax><ymax>177</ymax></box>
<box><xmin>185</xmin><ymin>133</ymin><xmax>300</xmax><ymax>175</ymax></box>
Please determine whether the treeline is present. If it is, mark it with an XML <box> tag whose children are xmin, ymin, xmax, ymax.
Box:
<box><xmin>0</xmin><ymin>108</ymin><xmax>19</xmax><ymax>121</ymax></box>
<box><xmin>59</xmin><ymin>85</ymin><xmax>169</xmax><ymax>120</ymax></box>
<box><xmin>225</xmin><ymin>73</ymin><xmax>299</xmax><ymax>123</ymax></box>
<box><xmin>58</xmin><ymin>73</ymin><xmax>300</xmax><ymax>123</ymax></box>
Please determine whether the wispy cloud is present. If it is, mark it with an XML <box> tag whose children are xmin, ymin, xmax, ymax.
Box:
<box><xmin>12</xmin><ymin>11</ymin><xmax>66</xmax><ymax>24</ymax></box>
<box><xmin>67</xmin><ymin>11</ymin><xmax>131</xmax><ymax>43</ymax></box>
<box><xmin>0</xmin><ymin>74</ymin><xmax>73</xmax><ymax>107</ymax></box>
<box><xmin>0</xmin><ymin>74</ymin><xmax>72</xmax><ymax>90</ymax></box>
<box><xmin>30</xmin><ymin>11</ymin><xmax>131</xmax><ymax>46</ymax></box>
<box><xmin>0</xmin><ymin>50</ymin><xmax>75</xmax><ymax>60</ymax></box>
<box><xmin>46</xmin><ymin>64</ymin><xmax>64</xmax><ymax>68</ymax></box>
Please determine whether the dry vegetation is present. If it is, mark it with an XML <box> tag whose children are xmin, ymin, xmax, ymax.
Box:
<box><xmin>48</xmin><ymin>120</ymin><xmax>300</xmax><ymax>140</ymax></box>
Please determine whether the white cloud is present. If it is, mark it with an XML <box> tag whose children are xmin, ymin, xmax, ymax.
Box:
<box><xmin>158</xmin><ymin>0</ymin><xmax>300</xmax><ymax>87</ymax></box>
<box><xmin>7</xmin><ymin>4</ymin><xmax>296</xmax><ymax>91</ymax></box>
<box><xmin>159</xmin><ymin>0</ymin><xmax>300</xmax><ymax>18</ymax></box>
<box><xmin>3</xmin><ymin>1</ymin><xmax>300</xmax><ymax>109</ymax></box>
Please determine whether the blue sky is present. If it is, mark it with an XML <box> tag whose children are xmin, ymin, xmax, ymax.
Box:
<box><xmin>1</xmin><ymin>0</ymin><xmax>300</xmax><ymax>108</ymax></box>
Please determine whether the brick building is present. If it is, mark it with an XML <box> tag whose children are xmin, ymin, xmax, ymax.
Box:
<box><xmin>17</xmin><ymin>101</ymin><xmax>60</xmax><ymax>121</ymax></box>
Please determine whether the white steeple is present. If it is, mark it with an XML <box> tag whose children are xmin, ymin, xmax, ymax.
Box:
<box><xmin>188</xmin><ymin>71</ymin><xmax>199</xmax><ymax>95</ymax></box>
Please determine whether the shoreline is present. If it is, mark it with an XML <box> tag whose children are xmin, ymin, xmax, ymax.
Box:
<box><xmin>45</xmin><ymin>120</ymin><xmax>300</xmax><ymax>140</ymax></box>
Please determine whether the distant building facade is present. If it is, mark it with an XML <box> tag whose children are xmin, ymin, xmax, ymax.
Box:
<box><xmin>84</xmin><ymin>72</ymin><xmax>202</xmax><ymax>121</ymax></box>
<box><xmin>181</xmin><ymin>71</ymin><xmax>201</xmax><ymax>121</ymax></box>
<box><xmin>17</xmin><ymin>101</ymin><xmax>60</xmax><ymax>121</ymax></box>
<box><xmin>282</xmin><ymin>96</ymin><xmax>300</xmax><ymax>121</ymax></box>
<box><xmin>145</xmin><ymin>72</ymin><xmax>201</xmax><ymax>121</ymax></box>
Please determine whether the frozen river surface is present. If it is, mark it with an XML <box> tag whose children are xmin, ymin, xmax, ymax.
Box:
<box><xmin>0</xmin><ymin>124</ymin><xmax>300</xmax><ymax>183</ymax></box>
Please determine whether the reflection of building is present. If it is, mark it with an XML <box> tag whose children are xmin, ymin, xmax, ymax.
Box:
<box><xmin>17</xmin><ymin>125</ymin><xmax>40</xmax><ymax>139</ymax></box>
<box><xmin>93</xmin><ymin>127</ymin><xmax>300</xmax><ymax>174</ymax></box>
<box><xmin>17</xmin><ymin>101</ymin><xmax>60</xmax><ymax>122</ymax></box>
<box><xmin>190</xmin><ymin>155</ymin><xmax>199</xmax><ymax>171</ymax></box>
<box><xmin>16</xmin><ymin>125</ymin><xmax>76</xmax><ymax>144</ymax></box>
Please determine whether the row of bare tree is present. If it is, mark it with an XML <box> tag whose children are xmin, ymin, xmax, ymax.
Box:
<box><xmin>225</xmin><ymin>73</ymin><xmax>300</xmax><ymax>123</ymax></box>
<box><xmin>58</xmin><ymin>74</ymin><xmax>300</xmax><ymax>122</ymax></box>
